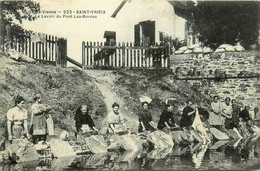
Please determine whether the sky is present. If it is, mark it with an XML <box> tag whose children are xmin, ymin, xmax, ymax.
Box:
<box><xmin>20</xmin><ymin>0</ymin><xmax>185</xmax><ymax>65</ymax></box>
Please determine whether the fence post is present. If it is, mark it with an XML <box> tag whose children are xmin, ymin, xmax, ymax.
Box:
<box><xmin>122</xmin><ymin>42</ymin><xmax>125</xmax><ymax>67</ymax></box>
<box><xmin>167</xmin><ymin>42</ymin><xmax>171</xmax><ymax>68</ymax></box>
<box><xmin>82</xmin><ymin>41</ymin><xmax>85</xmax><ymax>68</ymax></box>
<box><xmin>56</xmin><ymin>37</ymin><xmax>67</xmax><ymax>67</ymax></box>
<box><xmin>63</xmin><ymin>39</ymin><xmax>67</xmax><ymax>67</ymax></box>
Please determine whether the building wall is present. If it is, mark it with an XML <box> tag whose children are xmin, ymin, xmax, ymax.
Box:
<box><xmin>111</xmin><ymin>0</ymin><xmax>186</xmax><ymax>43</ymax></box>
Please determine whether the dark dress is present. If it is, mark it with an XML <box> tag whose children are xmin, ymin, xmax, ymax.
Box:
<box><xmin>75</xmin><ymin>108</ymin><xmax>95</xmax><ymax>132</ymax></box>
<box><xmin>138</xmin><ymin>108</ymin><xmax>155</xmax><ymax>132</ymax></box>
<box><xmin>180</xmin><ymin>106</ymin><xmax>195</xmax><ymax>128</ymax></box>
<box><xmin>158</xmin><ymin>109</ymin><xmax>176</xmax><ymax>130</ymax></box>
<box><xmin>239</xmin><ymin>109</ymin><xmax>251</xmax><ymax>122</ymax></box>
<box><xmin>232</xmin><ymin>104</ymin><xmax>240</xmax><ymax>127</ymax></box>
<box><xmin>198</xmin><ymin>107</ymin><xmax>209</xmax><ymax>121</ymax></box>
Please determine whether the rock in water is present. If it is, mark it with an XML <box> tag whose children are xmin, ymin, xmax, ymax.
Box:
<box><xmin>148</xmin><ymin>130</ymin><xmax>174</xmax><ymax>149</ymax></box>
<box><xmin>209</xmin><ymin>128</ymin><xmax>229</xmax><ymax>140</ymax></box>
<box><xmin>51</xmin><ymin>156</ymin><xmax>76</xmax><ymax>170</ymax></box>
<box><xmin>49</xmin><ymin>139</ymin><xmax>76</xmax><ymax>158</ymax></box>
<box><xmin>85</xmin><ymin>135</ymin><xmax>107</xmax><ymax>153</ymax></box>
<box><xmin>17</xmin><ymin>146</ymin><xmax>40</xmax><ymax>162</ymax></box>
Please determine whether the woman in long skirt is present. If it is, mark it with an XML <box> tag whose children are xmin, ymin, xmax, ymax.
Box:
<box><xmin>209</xmin><ymin>96</ymin><xmax>223</xmax><ymax>130</ymax></box>
<box><xmin>30</xmin><ymin>94</ymin><xmax>51</xmax><ymax>144</ymax></box>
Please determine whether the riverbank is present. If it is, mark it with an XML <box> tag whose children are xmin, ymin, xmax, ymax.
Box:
<box><xmin>0</xmin><ymin>52</ymin><xmax>106</xmax><ymax>136</ymax></box>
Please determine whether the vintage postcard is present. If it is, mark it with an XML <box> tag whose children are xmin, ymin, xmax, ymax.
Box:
<box><xmin>0</xmin><ymin>0</ymin><xmax>259</xmax><ymax>170</ymax></box>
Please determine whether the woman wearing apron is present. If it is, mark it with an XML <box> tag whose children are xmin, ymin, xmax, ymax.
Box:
<box><xmin>7</xmin><ymin>95</ymin><xmax>29</xmax><ymax>140</ymax></box>
<box><xmin>30</xmin><ymin>94</ymin><xmax>51</xmax><ymax>144</ymax></box>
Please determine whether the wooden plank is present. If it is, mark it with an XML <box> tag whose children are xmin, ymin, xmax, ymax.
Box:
<box><xmin>93</xmin><ymin>42</ymin><xmax>96</xmax><ymax>66</ymax></box>
<box><xmin>18</xmin><ymin>37</ymin><xmax>21</xmax><ymax>52</ymax></box>
<box><xmin>86</xmin><ymin>42</ymin><xmax>89</xmax><ymax>66</ymax></box>
<box><xmin>45</xmin><ymin>35</ymin><xmax>48</xmax><ymax>62</ymax></box>
<box><xmin>138</xmin><ymin>48</ymin><xmax>141</xmax><ymax>68</ymax></box>
<box><xmin>122</xmin><ymin>42</ymin><xmax>125</xmax><ymax>67</ymax></box>
<box><xmin>64</xmin><ymin>39</ymin><xmax>67</xmax><ymax>67</ymax></box>
<box><xmin>130</xmin><ymin>43</ymin><xmax>133</xmax><ymax>68</ymax></box>
<box><xmin>42</xmin><ymin>41</ymin><xmax>45</xmax><ymax>61</ymax></box>
<box><xmin>134</xmin><ymin>48</ymin><xmax>137</xmax><ymax>67</ymax></box>
<box><xmin>55</xmin><ymin>36</ymin><xmax>58</xmax><ymax>65</ymax></box>
<box><xmin>141</xmin><ymin>46</ymin><xmax>144</xmax><ymax>67</ymax></box>
<box><xmin>90</xmin><ymin>41</ymin><xmax>93</xmax><ymax>66</ymax></box>
<box><xmin>67</xmin><ymin>56</ymin><xmax>82</xmax><ymax>68</ymax></box>
<box><xmin>100</xmin><ymin>42</ymin><xmax>105</xmax><ymax>66</ymax></box>
<box><xmin>109</xmin><ymin>43</ymin><xmax>112</xmax><ymax>67</ymax></box>
<box><xmin>96</xmin><ymin>42</ymin><xmax>100</xmax><ymax>66</ymax></box>
<box><xmin>29</xmin><ymin>35</ymin><xmax>32</xmax><ymax>58</ymax></box>
<box><xmin>116</xmin><ymin>42</ymin><xmax>122</xmax><ymax>67</ymax></box>
<box><xmin>35</xmin><ymin>42</ymin><xmax>38</xmax><ymax>60</ymax></box>
<box><xmin>32</xmin><ymin>42</ymin><xmax>35</xmax><ymax>59</ymax></box>
<box><xmin>48</xmin><ymin>35</ymin><xmax>51</xmax><ymax>62</ymax></box>
<box><xmin>39</xmin><ymin>42</ymin><xmax>42</xmax><ymax>61</ymax></box>
<box><xmin>25</xmin><ymin>36</ymin><xmax>28</xmax><ymax>56</ymax></box>
<box><xmin>15</xmin><ymin>36</ymin><xmax>17</xmax><ymax>51</ymax></box>
<box><xmin>82</xmin><ymin>41</ymin><xmax>85</xmax><ymax>66</ymax></box>
<box><xmin>51</xmin><ymin>36</ymin><xmax>54</xmax><ymax>62</ymax></box>
<box><xmin>126</xmin><ymin>42</ymin><xmax>129</xmax><ymax>67</ymax></box>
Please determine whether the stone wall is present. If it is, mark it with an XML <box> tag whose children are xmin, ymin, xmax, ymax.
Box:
<box><xmin>170</xmin><ymin>51</ymin><xmax>259</xmax><ymax>78</ymax></box>
<box><xmin>170</xmin><ymin>51</ymin><xmax>260</xmax><ymax>119</ymax></box>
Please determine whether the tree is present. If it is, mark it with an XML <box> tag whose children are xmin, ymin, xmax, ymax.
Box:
<box><xmin>173</xmin><ymin>1</ymin><xmax>259</xmax><ymax>49</ymax></box>
<box><xmin>192</xmin><ymin>1</ymin><xmax>260</xmax><ymax>49</ymax></box>
<box><xmin>0</xmin><ymin>1</ymin><xmax>40</xmax><ymax>50</ymax></box>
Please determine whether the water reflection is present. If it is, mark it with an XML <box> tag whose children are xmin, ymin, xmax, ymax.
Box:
<box><xmin>1</xmin><ymin>136</ymin><xmax>260</xmax><ymax>170</ymax></box>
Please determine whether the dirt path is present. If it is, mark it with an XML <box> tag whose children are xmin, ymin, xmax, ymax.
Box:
<box><xmin>84</xmin><ymin>69</ymin><xmax>139</xmax><ymax>132</ymax></box>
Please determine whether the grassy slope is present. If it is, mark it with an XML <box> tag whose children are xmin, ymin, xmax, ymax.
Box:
<box><xmin>0</xmin><ymin>50</ymin><xmax>211</xmax><ymax>136</ymax></box>
<box><xmin>0</xmin><ymin>52</ymin><xmax>106</xmax><ymax>136</ymax></box>
<box><xmin>102</xmin><ymin>69</ymin><xmax>211</xmax><ymax>125</ymax></box>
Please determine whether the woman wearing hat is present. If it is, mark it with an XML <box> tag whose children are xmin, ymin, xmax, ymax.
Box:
<box><xmin>138</xmin><ymin>101</ymin><xmax>156</xmax><ymax>132</ymax></box>
<box><xmin>30</xmin><ymin>94</ymin><xmax>51</xmax><ymax>144</ymax></box>
<box><xmin>7</xmin><ymin>95</ymin><xmax>29</xmax><ymax>140</ymax></box>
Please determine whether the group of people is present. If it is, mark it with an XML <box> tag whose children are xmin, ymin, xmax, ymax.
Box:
<box><xmin>6</xmin><ymin>94</ymin><xmax>52</xmax><ymax>144</ymax></box>
<box><xmin>6</xmin><ymin>93</ymin><xmax>258</xmax><ymax>145</ymax></box>
<box><xmin>209</xmin><ymin>96</ymin><xmax>257</xmax><ymax>138</ymax></box>
<box><xmin>75</xmin><ymin>97</ymin><xmax>211</xmax><ymax>143</ymax></box>
<box><xmin>75</xmin><ymin>95</ymin><xmax>258</xmax><ymax>143</ymax></box>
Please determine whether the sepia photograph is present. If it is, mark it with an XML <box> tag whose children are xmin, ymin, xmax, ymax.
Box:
<box><xmin>0</xmin><ymin>0</ymin><xmax>259</xmax><ymax>170</ymax></box>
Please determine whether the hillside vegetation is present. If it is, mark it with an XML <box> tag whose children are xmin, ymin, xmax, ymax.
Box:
<box><xmin>85</xmin><ymin>69</ymin><xmax>211</xmax><ymax>128</ymax></box>
<box><xmin>0</xmin><ymin>51</ymin><xmax>211</xmax><ymax>136</ymax></box>
<box><xmin>0</xmin><ymin>52</ymin><xmax>106</xmax><ymax>136</ymax></box>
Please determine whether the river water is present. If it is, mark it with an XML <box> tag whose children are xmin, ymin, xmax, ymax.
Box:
<box><xmin>1</xmin><ymin>136</ymin><xmax>260</xmax><ymax>170</ymax></box>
